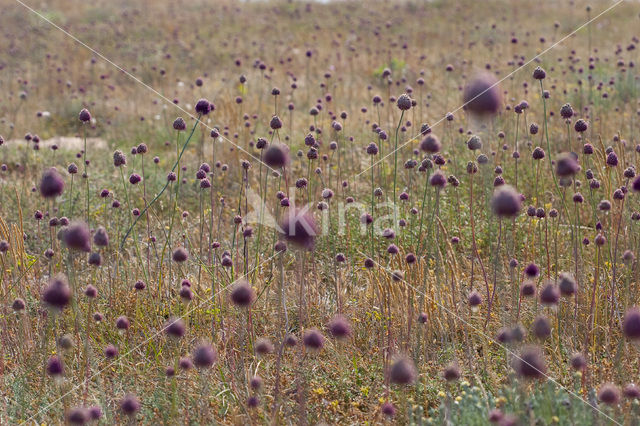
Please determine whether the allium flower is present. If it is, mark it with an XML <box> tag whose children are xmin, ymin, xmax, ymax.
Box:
<box><xmin>195</xmin><ymin>98</ymin><xmax>213</xmax><ymax>115</ymax></box>
<box><xmin>513</xmin><ymin>345</ymin><xmax>546</xmax><ymax>379</ymax></box>
<box><xmin>302</xmin><ymin>328</ymin><xmax>325</xmax><ymax>350</ymax></box>
<box><xmin>113</xmin><ymin>150</ymin><xmax>127</xmax><ymax>167</ymax></box>
<box><xmin>93</xmin><ymin>226</ymin><xmax>109</xmax><ymax>247</ymax></box>
<box><xmin>173</xmin><ymin>117</ymin><xmax>186</xmax><ymax>131</ymax></box>
<box><xmin>532</xmin><ymin>66</ymin><xmax>546</xmax><ymax>80</ymax></box>
<box><xmin>40</xmin><ymin>168</ymin><xmax>64</xmax><ymax>198</ymax></box>
<box><xmin>192</xmin><ymin>343</ymin><xmax>217</xmax><ymax>368</ymax></box>
<box><xmin>328</xmin><ymin>315</ymin><xmax>352</xmax><ymax>339</ymax></box>
<box><xmin>42</xmin><ymin>274</ymin><xmax>71</xmax><ymax>310</ymax></box>
<box><xmin>78</xmin><ymin>108</ymin><xmax>91</xmax><ymax>122</ymax></box>
<box><xmin>560</xmin><ymin>103</ymin><xmax>574</xmax><ymax>119</ymax></box>
<box><xmin>63</xmin><ymin>221</ymin><xmax>91</xmax><ymax>252</ymax></box>
<box><xmin>119</xmin><ymin>394</ymin><xmax>141</xmax><ymax>416</ymax></box>
<box><xmin>263</xmin><ymin>144</ymin><xmax>290</xmax><ymax>168</ymax></box>
<box><xmin>623</xmin><ymin>307</ymin><xmax>640</xmax><ymax>339</ymax></box>
<box><xmin>396</xmin><ymin>94</ymin><xmax>412</xmax><ymax>111</ymax></box>
<box><xmin>279</xmin><ymin>208</ymin><xmax>318</xmax><ymax>251</ymax></box>
<box><xmin>255</xmin><ymin>338</ymin><xmax>274</xmax><ymax>355</ymax></box>
<box><xmin>598</xmin><ymin>384</ymin><xmax>621</xmax><ymax>406</ymax></box>
<box><xmin>539</xmin><ymin>283</ymin><xmax>560</xmax><ymax>305</ymax></box>
<box><xmin>491</xmin><ymin>185</ymin><xmax>522</xmax><ymax>217</ymax></box>
<box><xmin>269</xmin><ymin>115</ymin><xmax>283</xmax><ymax>130</ymax></box>
<box><xmin>230</xmin><ymin>280</ymin><xmax>255</xmax><ymax>307</ymax></box>
<box><xmin>574</xmin><ymin>119</ymin><xmax>588</xmax><ymax>133</ymax></box>
<box><xmin>463</xmin><ymin>74</ymin><xmax>502</xmax><ymax>116</ymax></box>
<box><xmin>172</xmin><ymin>247</ymin><xmax>188</xmax><ymax>262</ymax></box>
<box><xmin>420</xmin><ymin>134</ymin><xmax>441</xmax><ymax>153</ymax></box>
<box><xmin>555</xmin><ymin>154</ymin><xmax>579</xmax><ymax>177</ymax></box>
<box><xmin>46</xmin><ymin>355</ymin><xmax>64</xmax><ymax>377</ymax></box>
<box><xmin>165</xmin><ymin>317</ymin><xmax>186</xmax><ymax>338</ymax></box>
<box><xmin>381</xmin><ymin>401</ymin><xmax>396</xmax><ymax>418</ymax></box>
<box><xmin>442</xmin><ymin>363</ymin><xmax>461</xmax><ymax>382</ymax></box>
<box><xmin>389</xmin><ymin>356</ymin><xmax>417</xmax><ymax>385</ymax></box>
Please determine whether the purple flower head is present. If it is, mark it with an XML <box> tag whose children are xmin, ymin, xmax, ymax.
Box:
<box><xmin>389</xmin><ymin>356</ymin><xmax>417</xmax><ymax>385</ymax></box>
<box><xmin>302</xmin><ymin>328</ymin><xmax>325</xmax><ymax>351</ymax></box>
<box><xmin>195</xmin><ymin>98</ymin><xmax>213</xmax><ymax>115</ymax></box>
<box><xmin>192</xmin><ymin>343</ymin><xmax>217</xmax><ymax>368</ymax></box>
<box><xmin>40</xmin><ymin>168</ymin><xmax>64</xmax><ymax>198</ymax></box>
<box><xmin>230</xmin><ymin>279</ymin><xmax>255</xmax><ymax>307</ymax></box>
<box><xmin>263</xmin><ymin>144</ymin><xmax>290</xmax><ymax>169</ymax></box>
<box><xmin>78</xmin><ymin>108</ymin><xmax>91</xmax><ymax>122</ymax></box>
<box><xmin>463</xmin><ymin>73</ymin><xmax>502</xmax><ymax>116</ymax></box>
<box><xmin>279</xmin><ymin>208</ymin><xmax>318</xmax><ymax>251</ymax></box>
<box><xmin>491</xmin><ymin>185</ymin><xmax>522</xmax><ymax>217</ymax></box>
<box><xmin>63</xmin><ymin>221</ymin><xmax>91</xmax><ymax>252</ymax></box>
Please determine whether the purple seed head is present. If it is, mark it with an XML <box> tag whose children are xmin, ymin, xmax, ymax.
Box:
<box><xmin>39</xmin><ymin>167</ymin><xmax>65</xmax><ymax>198</ymax></box>
<box><xmin>463</xmin><ymin>73</ymin><xmax>502</xmax><ymax>116</ymax></box>
<box><xmin>230</xmin><ymin>280</ymin><xmax>255</xmax><ymax>307</ymax></box>
<box><xmin>42</xmin><ymin>274</ymin><xmax>71</xmax><ymax>310</ymax></box>
<box><xmin>302</xmin><ymin>328</ymin><xmax>325</xmax><ymax>350</ymax></box>
<box><xmin>389</xmin><ymin>356</ymin><xmax>417</xmax><ymax>385</ymax></box>
<box><xmin>192</xmin><ymin>343</ymin><xmax>217</xmax><ymax>368</ymax></box>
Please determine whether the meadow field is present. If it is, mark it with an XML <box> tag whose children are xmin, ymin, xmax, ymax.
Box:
<box><xmin>1</xmin><ymin>0</ymin><xmax>640</xmax><ymax>424</ymax></box>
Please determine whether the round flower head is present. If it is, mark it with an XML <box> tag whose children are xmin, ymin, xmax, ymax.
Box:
<box><xmin>42</xmin><ymin>274</ymin><xmax>71</xmax><ymax>310</ymax></box>
<box><xmin>269</xmin><ymin>115</ymin><xmax>283</xmax><ymax>130</ymax></box>
<box><xmin>12</xmin><ymin>298</ymin><xmax>25</xmax><ymax>312</ymax></box>
<box><xmin>389</xmin><ymin>356</ymin><xmax>417</xmax><ymax>386</ymax></box>
<box><xmin>230</xmin><ymin>280</ymin><xmax>255</xmax><ymax>307</ymax></box>
<box><xmin>570</xmin><ymin>353</ymin><xmax>586</xmax><ymax>371</ymax></box>
<box><xmin>513</xmin><ymin>345</ymin><xmax>546</xmax><ymax>379</ymax></box>
<box><xmin>279</xmin><ymin>208</ymin><xmax>318</xmax><ymax>251</ymax></box>
<box><xmin>381</xmin><ymin>401</ymin><xmax>396</xmax><ymax>418</ymax></box>
<box><xmin>623</xmin><ymin>307</ymin><xmax>640</xmax><ymax>339</ymax></box>
<box><xmin>192</xmin><ymin>343</ymin><xmax>217</xmax><ymax>368</ymax></box>
<box><xmin>93</xmin><ymin>226</ymin><xmax>109</xmax><ymax>247</ymax></box>
<box><xmin>491</xmin><ymin>185</ymin><xmax>522</xmax><ymax>217</ymax></box>
<box><xmin>468</xmin><ymin>290</ymin><xmax>483</xmax><ymax>309</ymax></box>
<box><xmin>40</xmin><ymin>167</ymin><xmax>64</xmax><ymax>198</ymax></box>
<box><xmin>78</xmin><ymin>108</ymin><xmax>91</xmax><ymax>122</ymax></box>
<box><xmin>173</xmin><ymin>117</ymin><xmax>186</xmax><ymax>131</ymax></box>
<box><xmin>88</xmin><ymin>405</ymin><xmax>103</xmax><ymax>420</ymax></box>
<box><xmin>63</xmin><ymin>221</ymin><xmax>91</xmax><ymax>252</ymax></box>
<box><xmin>574</xmin><ymin>119</ymin><xmax>588</xmax><ymax>133</ymax></box>
<box><xmin>67</xmin><ymin>407</ymin><xmax>89</xmax><ymax>425</ymax></box>
<box><xmin>104</xmin><ymin>345</ymin><xmax>119</xmax><ymax>359</ymax></box>
<box><xmin>532</xmin><ymin>66</ymin><xmax>546</xmax><ymax>80</ymax></box>
<box><xmin>467</xmin><ymin>135</ymin><xmax>482</xmax><ymax>150</ymax></box>
<box><xmin>558</xmin><ymin>273</ymin><xmax>577</xmax><ymax>296</ymax></box>
<box><xmin>560</xmin><ymin>103</ymin><xmax>574</xmax><ymax>119</ymax></box>
<box><xmin>165</xmin><ymin>317</ymin><xmax>186</xmax><ymax>339</ymax></box>
<box><xmin>119</xmin><ymin>394</ymin><xmax>141</xmax><ymax>416</ymax></box>
<box><xmin>116</xmin><ymin>316</ymin><xmax>130</xmax><ymax>330</ymax></box>
<box><xmin>172</xmin><ymin>247</ymin><xmax>188</xmax><ymax>262</ymax></box>
<box><xmin>532</xmin><ymin>316</ymin><xmax>551</xmax><ymax>339</ymax></box>
<box><xmin>463</xmin><ymin>73</ymin><xmax>502</xmax><ymax>116</ymax></box>
<box><xmin>420</xmin><ymin>134</ymin><xmax>441</xmax><ymax>153</ymax></box>
<box><xmin>396</xmin><ymin>94</ymin><xmax>412</xmax><ymax>111</ymax></box>
<box><xmin>46</xmin><ymin>355</ymin><xmax>64</xmax><ymax>377</ymax></box>
<box><xmin>302</xmin><ymin>328</ymin><xmax>325</xmax><ymax>351</ymax></box>
<box><xmin>598</xmin><ymin>384</ymin><xmax>621</xmax><ymax>406</ymax></box>
<box><xmin>624</xmin><ymin>384</ymin><xmax>640</xmax><ymax>400</ymax></box>
<box><xmin>328</xmin><ymin>315</ymin><xmax>352</xmax><ymax>339</ymax></box>
<box><xmin>113</xmin><ymin>150</ymin><xmax>127</xmax><ymax>167</ymax></box>
<box><xmin>263</xmin><ymin>144</ymin><xmax>290</xmax><ymax>168</ymax></box>
<box><xmin>442</xmin><ymin>363</ymin><xmax>461</xmax><ymax>382</ymax></box>
<box><xmin>255</xmin><ymin>338</ymin><xmax>274</xmax><ymax>355</ymax></box>
<box><xmin>429</xmin><ymin>170</ymin><xmax>447</xmax><ymax>188</ymax></box>
<box><xmin>539</xmin><ymin>283</ymin><xmax>560</xmax><ymax>305</ymax></box>
<box><xmin>194</xmin><ymin>98</ymin><xmax>212</xmax><ymax>115</ymax></box>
